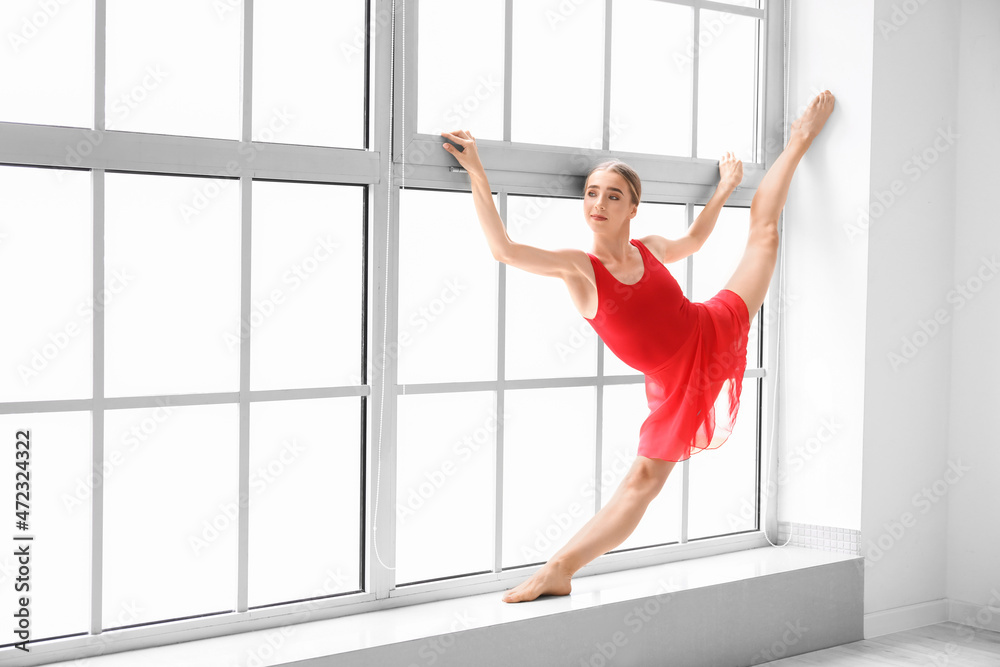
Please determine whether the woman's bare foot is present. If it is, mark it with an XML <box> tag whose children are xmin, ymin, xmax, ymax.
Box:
<box><xmin>501</xmin><ymin>560</ymin><xmax>574</xmax><ymax>603</ymax></box>
<box><xmin>790</xmin><ymin>90</ymin><xmax>835</xmax><ymax>145</ymax></box>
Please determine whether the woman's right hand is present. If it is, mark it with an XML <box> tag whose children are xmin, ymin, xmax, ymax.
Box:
<box><xmin>441</xmin><ymin>130</ymin><xmax>485</xmax><ymax>175</ymax></box>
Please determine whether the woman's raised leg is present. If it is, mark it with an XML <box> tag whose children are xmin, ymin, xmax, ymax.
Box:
<box><xmin>501</xmin><ymin>455</ymin><xmax>675</xmax><ymax>603</ymax></box>
<box><xmin>723</xmin><ymin>90</ymin><xmax>835</xmax><ymax>318</ymax></box>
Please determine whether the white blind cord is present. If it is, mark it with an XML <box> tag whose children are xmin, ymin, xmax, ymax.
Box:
<box><xmin>373</xmin><ymin>0</ymin><xmax>402</xmax><ymax>571</ymax></box>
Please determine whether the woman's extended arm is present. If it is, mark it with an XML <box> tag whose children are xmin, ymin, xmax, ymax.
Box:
<box><xmin>442</xmin><ymin>130</ymin><xmax>583</xmax><ymax>280</ymax></box>
<box><xmin>686</xmin><ymin>152</ymin><xmax>743</xmax><ymax>248</ymax></box>
<box><xmin>468</xmin><ymin>168</ymin><xmax>512</xmax><ymax>261</ymax></box>
<box><xmin>441</xmin><ymin>130</ymin><xmax>510</xmax><ymax>259</ymax></box>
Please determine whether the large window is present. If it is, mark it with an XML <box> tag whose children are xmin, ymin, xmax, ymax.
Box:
<box><xmin>391</xmin><ymin>0</ymin><xmax>776</xmax><ymax>593</ymax></box>
<box><xmin>0</xmin><ymin>0</ymin><xmax>784</xmax><ymax>660</ymax></box>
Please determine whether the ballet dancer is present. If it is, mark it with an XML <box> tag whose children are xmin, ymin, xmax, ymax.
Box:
<box><xmin>440</xmin><ymin>90</ymin><xmax>835</xmax><ymax>603</ymax></box>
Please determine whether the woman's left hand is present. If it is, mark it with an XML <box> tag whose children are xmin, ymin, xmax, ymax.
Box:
<box><xmin>719</xmin><ymin>152</ymin><xmax>743</xmax><ymax>190</ymax></box>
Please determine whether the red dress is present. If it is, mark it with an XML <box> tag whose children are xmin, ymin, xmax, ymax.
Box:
<box><xmin>584</xmin><ymin>238</ymin><xmax>751</xmax><ymax>462</ymax></box>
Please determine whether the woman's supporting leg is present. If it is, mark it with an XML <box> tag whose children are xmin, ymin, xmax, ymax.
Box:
<box><xmin>723</xmin><ymin>90</ymin><xmax>835</xmax><ymax>318</ymax></box>
<box><xmin>502</xmin><ymin>455</ymin><xmax>676</xmax><ymax>603</ymax></box>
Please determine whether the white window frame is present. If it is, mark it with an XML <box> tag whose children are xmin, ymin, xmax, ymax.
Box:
<box><xmin>0</xmin><ymin>0</ymin><xmax>786</xmax><ymax>661</ymax></box>
<box><xmin>373</xmin><ymin>0</ymin><xmax>786</xmax><ymax>601</ymax></box>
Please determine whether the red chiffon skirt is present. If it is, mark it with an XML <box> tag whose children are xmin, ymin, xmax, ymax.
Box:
<box><xmin>636</xmin><ymin>288</ymin><xmax>751</xmax><ymax>462</ymax></box>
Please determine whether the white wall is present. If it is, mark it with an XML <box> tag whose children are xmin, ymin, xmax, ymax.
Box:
<box><xmin>947</xmin><ymin>0</ymin><xmax>1000</xmax><ymax>622</ymax></box>
<box><xmin>779</xmin><ymin>0</ymin><xmax>873</xmax><ymax>531</ymax></box>
<box><xmin>783</xmin><ymin>0</ymin><xmax>1000</xmax><ymax>636</ymax></box>
<box><xmin>861</xmin><ymin>0</ymin><xmax>960</xmax><ymax>624</ymax></box>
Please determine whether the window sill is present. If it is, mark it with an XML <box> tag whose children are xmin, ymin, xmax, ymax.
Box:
<box><xmin>40</xmin><ymin>545</ymin><xmax>860</xmax><ymax>667</ymax></box>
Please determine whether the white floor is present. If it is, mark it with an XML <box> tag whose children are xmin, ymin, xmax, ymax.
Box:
<box><xmin>760</xmin><ymin>621</ymin><xmax>1000</xmax><ymax>666</ymax></box>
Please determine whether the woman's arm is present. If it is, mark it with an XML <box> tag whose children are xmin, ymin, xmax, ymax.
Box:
<box><xmin>442</xmin><ymin>130</ymin><xmax>583</xmax><ymax>280</ymax></box>
<box><xmin>686</xmin><ymin>152</ymin><xmax>744</xmax><ymax>248</ymax></box>
<box><xmin>467</xmin><ymin>168</ymin><xmax>512</xmax><ymax>261</ymax></box>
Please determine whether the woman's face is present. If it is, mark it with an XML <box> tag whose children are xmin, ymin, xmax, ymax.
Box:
<box><xmin>584</xmin><ymin>169</ymin><xmax>637</xmax><ymax>230</ymax></box>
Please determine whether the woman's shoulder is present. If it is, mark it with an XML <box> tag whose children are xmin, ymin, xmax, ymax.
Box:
<box><xmin>634</xmin><ymin>235</ymin><xmax>667</xmax><ymax>264</ymax></box>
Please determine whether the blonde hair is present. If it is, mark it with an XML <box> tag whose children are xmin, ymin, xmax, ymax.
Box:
<box><xmin>584</xmin><ymin>160</ymin><xmax>641</xmax><ymax>206</ymax></box>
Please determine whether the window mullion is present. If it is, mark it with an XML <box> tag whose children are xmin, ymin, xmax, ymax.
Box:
<box><xmin>91</xmin><ymin>170</ymin><xmax>106</xmax><ymax>636</ymax></box>
<box><xmin>403</xmin><ymin>0</ymin><xmax>417</xmax><ymax>163</ymax></box>
<box><xmin>752</xmin><ymin>5</ymin><xmax>763</xmax><ymax>164</ymax></box>
<box><xmin>764</xmin><ymin>0</ymin><xmax>784</xmax><ymax>168</ymax></box>
<box><xmin>679</xmin><ymin>203</ymin><xmax>694</xmax><ymax>545</ymax></box>
<box><xmin>494</xmin><ymin>191</ymin><xmax>507</xmax><ymax>573</ymax></box>
<box><xmin>679</xmin><ymin>1</ymin><xmax>701</xmax><ymax>544</ymax></box>
<box><xmin>94</xmin><ymin>0</ymin><xmax>106</xmax><ymax>133</ymax></box>
<box><xmin>590</xmin><ymin>0</ymin><xmax>613</xmax><ymax>531</ymax></box>
<box><xmin>241</xmin><ymin>0</ymin><xmax>254</xmax><ymax>143</ymax></box>
<box><xmin>691</xmin><ymin>2</ymin><xmax>700</xmax><ymax>159</ymax></box>
<box><xmin>236</xmin><ymin>174</ymin><xmax>252</xmax><ymax>613</ymax></box>
<box><xmin>235</xmin><ymin>0</ymin><xmax>254</xmax><ymax>616</ymax></box>
<box><xmin>595</xmin><ymin>351</ymin><xmax>605</xmax><ymax>517</ymax></box>
<box><xmin>760</xmin><ymin>0</ymin><xmax>786</xmax><ymax>549</ymax></box>
<box><xmin>503</xmin><ymin>0</ymin><xmax>512</xmax><ymax>142</ymax></box>
<box><xmin>90</xmin><ymin>0</ymin><xmax>107</xmax><ymax>638</ymax></box>
<box><xmin>601</xmin><ymin>0</ymin><xmax>612</xmax><ymax>153</ymax></box>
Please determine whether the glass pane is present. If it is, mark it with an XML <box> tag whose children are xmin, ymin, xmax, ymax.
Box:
<box><xmin>0</xmin><ymin>0</ymin><xmax>94</xmax><ymax>127</ymax></box>
<box><xmin>104</xmin><ymin>173</ymin><xmax>241</xmax><ymax>397</ymax></box>
<box><xmin>418</xmin><ymin>0</ymin><xmax>504</xmax><ymax>140</ymax></box>
<box><xmin>248</xmin><ymin>397</ymin><xmax>361</xmax><ymax>607</ymax></box>
<box><xmin>687</xmin><ymin>380</ymin><xmax>759</xmax><ymax>539</ymax></box>
<box><xmin>696</xmin><ymin>9</ymin><xmax>759</xmax><ymax>162</ymax></box>
<box><xmin>505</xmin><ymin>196</ymin><xmax>597</xmax><ymax>380</ymax></box>
<box><xmin>397</xmin><ymin>189</ymin><xmax>498</xmax><ymax>385</ymax></box>
<box><xmin>396</xmin><ymin>392</ymin><xmax>496</xmax><ymax>585</ymax></box>
<box><xmin>603</xmin><ymin>203</ymin><xmax>688</xmax><ymax>377</ymax></box>
<box><xmin>512</xmin><ymin>0</ymin><xmax>604</xmax><ymax>148</ymax></box>
<box><xmin>691</xmin><ymin>204</ymin><xmax>746</xmax><ymax>302</ymax></box>
<box><xmin>0</xmin><ymin>412</ymin><xmax>90</xmax><ymax>640</ymax></box>
<box><xmin>252</xmin><ymin>0</ymin><xmax>364</xmax><ymax>148</ymax></box>
<box><xmin>610</xmin><ymin>1</ymin><xmax>693</xmax><ymax>156</ymax></box>
<box><xmin>692</xmin><ymin>205</ymin><xmax>755</xmax><ymax>371</ymax></box>
<box><xmin>503</xmin><ymin>386</ymin><xmax>595</xmax><ymax>569</ymax></box>
<box><xmin>0</xmin><ymin>167</ymin><xmax>92</xmax><ymax>402</ymax></box>
<box><xmin>602</xmin><ymin>383</ymin><xmax>682</xmax><ymax>551</ymax></box>
<box><xmin>106</xmin><ymin>0</ymin><xmax>241</xmax><ymax>139</ymax></box>
<box><xmin>103</xmin><ymin>404</ymin><xmax>239</xmax><ymax>627</ymax></box>
<box><xmin>250</xmin><ymin>181</ymin><xmax>363</xmax><ymax>391</ymax></box>
<box><xmin>718</xmin><ymin>0</ymin><xmax>759</xmax><ymax>7</ymax></box>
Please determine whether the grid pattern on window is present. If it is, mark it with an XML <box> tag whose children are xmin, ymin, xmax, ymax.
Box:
<box><xmin>0</xmin><ymin>0</ymin><xmax>784</xmax><ymax>659</ymax></box>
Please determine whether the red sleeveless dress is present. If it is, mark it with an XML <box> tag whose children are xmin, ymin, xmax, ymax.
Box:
<box><xmin>584</xmin><ymin>238</ymin><xmax>751</xmax><ymax>462</ymax></box>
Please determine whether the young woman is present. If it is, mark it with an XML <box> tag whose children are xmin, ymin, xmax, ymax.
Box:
<box><xmin>440</xmin><ymin>90</ymin><xmax>835</xmax><ymax>603</ymax></box>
